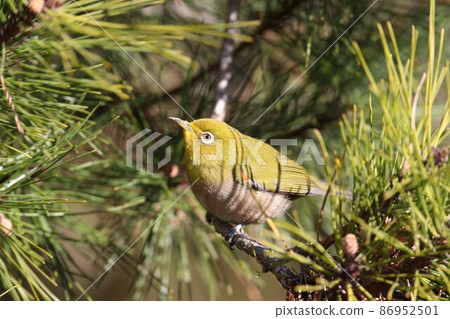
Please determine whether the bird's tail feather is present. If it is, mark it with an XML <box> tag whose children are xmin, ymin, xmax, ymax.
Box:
<box><xmin>309</xmin><ymin>180</ymin><xmax>353</xmax><ymax>199</ymax></box>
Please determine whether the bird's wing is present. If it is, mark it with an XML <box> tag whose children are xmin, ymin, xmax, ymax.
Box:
<box><xmin>240</xmin><ymin>159</ymin><xmax>313</xmax><ymax>196</ymax></box>
<box><xmin>233</xmin><ymin>140</ymin><xmax>317</xmax><ymax>197</ymax></box>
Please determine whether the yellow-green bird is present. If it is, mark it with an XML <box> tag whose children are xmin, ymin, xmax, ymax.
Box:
<box><xmin>170</xmin><ymin>117</ymin><xmax>335</xmax><ymax>227</ymax></box>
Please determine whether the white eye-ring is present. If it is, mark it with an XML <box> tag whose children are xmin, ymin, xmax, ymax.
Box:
<box><xmin>200</xmin><ymin>132</ymin><xmax>215</xmax><ymax>144</ymax></box>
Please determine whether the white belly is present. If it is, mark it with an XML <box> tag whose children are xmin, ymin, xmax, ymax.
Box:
<box><xmin>191</xmin><ymin>179</ymin><xmax>291</xmax><ymax>224</ymax></box>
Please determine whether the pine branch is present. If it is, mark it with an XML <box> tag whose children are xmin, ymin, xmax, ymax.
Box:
<box><xmin>139</xmin><ymin>0</ymin><xmax>310</xmax><ymax>113</ymax></box>
<box><xmin>206</xmin><ymin>213</ymin><xmax>299</xmax><ymax>291</ymax></box>
<box><xmin>0</xmin><ymin>0</ymin><xmax>62</xmax><ymax>44</ymax></box>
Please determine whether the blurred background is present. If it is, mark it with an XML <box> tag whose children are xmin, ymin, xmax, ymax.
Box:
<box><xmin>0</xmin><ymin>0</ymin><xmax>448</xmax><ymax>300</ymax></box>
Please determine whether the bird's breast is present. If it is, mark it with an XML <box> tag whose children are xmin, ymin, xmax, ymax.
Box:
<box><xmin>190</xmin><ymin>176</ymin><xmax>291</xmax><ymax>224</ymax></box>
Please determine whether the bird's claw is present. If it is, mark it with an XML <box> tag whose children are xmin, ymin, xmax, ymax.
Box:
<box><xmin>225</xmin><ymin>224</ymin><xmax>244</xmax><ymax>250</ymax></box>
<box><xmin>205</xmin><ymin>212</ymin><xmax>213</xmax><ymax>224</ymax></box>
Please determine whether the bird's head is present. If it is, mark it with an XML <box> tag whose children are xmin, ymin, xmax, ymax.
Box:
<box><xmin>169</xmin><ymin>117</ymin><xmax>240</xmax><ymax>168</ymax></box>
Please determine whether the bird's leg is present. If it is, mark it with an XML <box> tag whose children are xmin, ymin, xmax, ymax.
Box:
<box><xmin>205</xmin><ymin>212</ymin><xmax>245</xmax><ymax>249</ymax></box>
<box><xmin>225</xmin><ymin>224</ymin><xmax>245</xmax><ymax>249</ymax></box>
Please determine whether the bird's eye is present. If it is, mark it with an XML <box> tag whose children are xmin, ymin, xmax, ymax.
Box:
<box><xmin>200</xmin><ymin>132</ymin><xmax>215</xmax><ymax>144</ymax></box>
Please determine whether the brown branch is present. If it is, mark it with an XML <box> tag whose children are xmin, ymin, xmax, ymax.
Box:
<box><xmin>211</xmin><ymin>0</ymin><xmax>240</xmax><ymax>121</ymax></box>
<box><xmin>0</xmin><ymin>212</ymin><xmax>13</xmax><ymax>237</ymax></box>
<box><xmin>1</xmin><ymin>74</ymin><xmax>24</xmax><ymax>134</ymax></box>
<box><xmin>207</xmin><ymin>213</ymin><xmax>300</xmax><ymax>290</ymax></box>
